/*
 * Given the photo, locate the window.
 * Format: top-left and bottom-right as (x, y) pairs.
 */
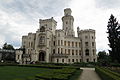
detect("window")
(85, 36), (88, 39)
(58, 48), (60, 54)
(85, 42), (88, 46)
(31, 42), (33, 47)
(23, 45), (25, 48)
(79, 42), (80, 47)
(72, 53), (74, 55)
(18, 55), (20, 59)
(75, 42), (77, 47)
(72, 42), (74, 47)
(65, 49), (67, 54)
(61, 48), (63, 54)
(58, 40), (60, 46)
(92, 42), (94, 47)
(57, 59), (59, 63)
(39, 36), (45, 44)
(80, 59), (82, 62)
(85, 49), (89, 56)
(72, 50), (74, 55)
(76, 50), (78, 55)
(64, 41), (66, 46)
(61, 40), (63, 45)
(49, 41), (51, 46)
(72, 59), (74, 62)
(53, 49), (55, 54)
(58, 33), (60, 37)
(68, 49), (70, 55)
(92, 36), (94, 39)
(76, 59), (78, 62)
(40, 26), (45, 32)
(68, 59), (70, 62)
(93, 49), (95, 55)
(29, 37), (31, 39)
(94, 59), (96, 62)
(66, 21), (68, 24)
(79, 50), (81, 55)
(29, 42), (30, 47)
(54, 41), (55, 46)
(62, 59), (64, 62)
(86, 59), (89, 62)
(68, 41), (70, 46)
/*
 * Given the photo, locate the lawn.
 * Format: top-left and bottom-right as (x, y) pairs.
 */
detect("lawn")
(0, 65), (82, 80)
(0, 66), (52, 80)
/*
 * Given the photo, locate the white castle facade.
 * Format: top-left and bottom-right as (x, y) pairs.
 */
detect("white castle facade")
(16, 8), (97, 64)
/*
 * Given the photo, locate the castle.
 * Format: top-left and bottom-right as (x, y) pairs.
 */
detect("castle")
(16, 8), (97, 64)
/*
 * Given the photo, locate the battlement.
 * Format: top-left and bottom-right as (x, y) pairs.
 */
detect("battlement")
(39, 17), (57, 24)
(22, 36), (28, 38)
(79, 29), (95, 33)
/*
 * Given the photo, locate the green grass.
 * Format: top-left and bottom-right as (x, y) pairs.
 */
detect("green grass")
(0, 65), (82, 80)
(0, 66), (52, 80)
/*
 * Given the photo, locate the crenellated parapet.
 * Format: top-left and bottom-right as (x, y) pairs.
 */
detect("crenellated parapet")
(39, 17), (57, 26)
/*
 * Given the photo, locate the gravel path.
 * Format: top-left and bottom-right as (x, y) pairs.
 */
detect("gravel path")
(78, 68), (101, 80)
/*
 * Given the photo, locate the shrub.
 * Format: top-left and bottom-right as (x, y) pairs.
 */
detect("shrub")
(35, 67), (79, 80)
(95, 67), (120, 80)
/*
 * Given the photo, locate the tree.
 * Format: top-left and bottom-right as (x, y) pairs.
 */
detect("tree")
(2, 43), (14, 50)
(98, 51), (111, 66)
(107, 14), (120, 63)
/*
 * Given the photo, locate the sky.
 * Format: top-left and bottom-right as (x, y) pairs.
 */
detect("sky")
(0, 0), (120, 53)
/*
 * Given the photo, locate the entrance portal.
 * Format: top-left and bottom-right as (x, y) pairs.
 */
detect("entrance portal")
(39, 51), (45, 61)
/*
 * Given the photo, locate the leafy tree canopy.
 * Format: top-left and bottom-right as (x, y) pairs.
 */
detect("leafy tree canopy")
(107, 14), (120, 63)
(2, 43), (15, 50)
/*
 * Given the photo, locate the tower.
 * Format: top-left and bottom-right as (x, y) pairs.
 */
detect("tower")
(35, 17), (57, 62)
(78, 29), (97, 62)
(62, 8), (75, 37)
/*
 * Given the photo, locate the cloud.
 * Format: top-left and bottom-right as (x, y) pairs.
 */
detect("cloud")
(0, 0), (71, 48)
(68, 0), (120, 53)
(95, 0), (120, 9)
(0, 0), (119, 53)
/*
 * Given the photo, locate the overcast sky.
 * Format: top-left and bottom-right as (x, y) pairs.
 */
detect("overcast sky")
(0, 0), (120, 52)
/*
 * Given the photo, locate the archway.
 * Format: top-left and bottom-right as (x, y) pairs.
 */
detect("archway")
(39, 51), (45, 61)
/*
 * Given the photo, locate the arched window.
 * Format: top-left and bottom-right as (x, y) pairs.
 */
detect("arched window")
(40, 26), (45, 32)
(39, 36), (45, 44)
(85, 49), (89, 56)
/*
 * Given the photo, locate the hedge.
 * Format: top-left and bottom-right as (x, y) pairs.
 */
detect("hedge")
(12, 65), (80, 80)
(101, 67), (120, 77)
(95, 67), (120, 80)
(35, 68), (79, 80)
